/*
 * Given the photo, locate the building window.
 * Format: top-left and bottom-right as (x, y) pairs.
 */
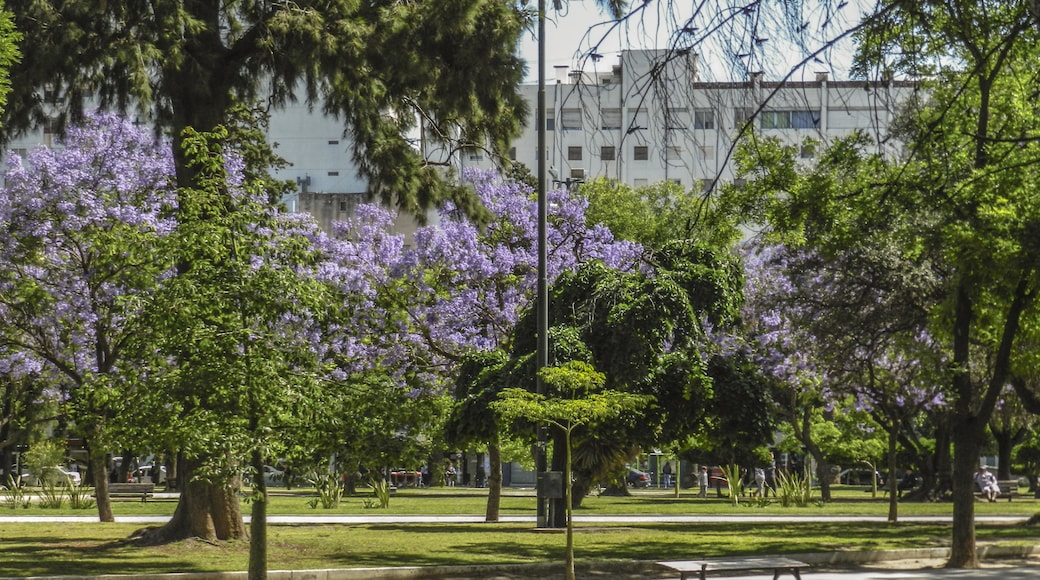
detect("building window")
(734, 107), (755, 129)
(467, 147), (484, 161)
(694, 109), (715, 130)
(568, 146), (583, 161)
(760, 111), (786, 129)
(666, 107), (689, 130)
(328, 171), (340, 176)
(628, 107), (648, 132)
(339, 201), (349, 211)
(761, 110), (819, 129)
(561, 108), (583, 130)
(698, 146), (715, 160)
(633, 145), (649, 161)
(328, 140), (340, 145)
(546, 114), (555, 131)
(601, 108), (622, 130)
(666, 145), (682, 160)
(634, 178), (648, 187)
(792, 111), (819, 129)
(601, 146), (616, 161)
(799, 144), (815, 159)
(508, 147), (517, 161)
(570, 168), (586, 179)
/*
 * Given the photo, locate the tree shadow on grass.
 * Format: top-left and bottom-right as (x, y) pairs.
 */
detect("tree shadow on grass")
(0, 531), (215, 577)
(314, 521), (963, 569)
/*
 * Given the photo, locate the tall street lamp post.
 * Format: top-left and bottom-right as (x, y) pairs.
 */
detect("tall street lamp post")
(535, 0), (550, 529)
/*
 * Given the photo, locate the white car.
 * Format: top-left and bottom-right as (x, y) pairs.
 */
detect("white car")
(22, 466), (81, 487)
(60, 467), (82, 486)
(263, 465), (286, 487)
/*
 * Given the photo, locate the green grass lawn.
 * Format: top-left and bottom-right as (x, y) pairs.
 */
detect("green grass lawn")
(0, 485), (1038, 576)
(13, 484), (1040, 517)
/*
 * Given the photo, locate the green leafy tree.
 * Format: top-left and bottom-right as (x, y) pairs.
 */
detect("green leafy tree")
(3, 1), (527, 218)
(695, 352), (776, 469)
(506, 240), (743, 515)
(134, 127), (331, 574)
(0, 372), (55, 484)
(445, 350), (510, 522)
(581, 178), (742, 251)
(740, 1), (1040, 566)
(0, 6), (18, 121)
(1012, 427), (1040, 499)
(988, 387), (1035, 482)
(492, 361), (647, 580)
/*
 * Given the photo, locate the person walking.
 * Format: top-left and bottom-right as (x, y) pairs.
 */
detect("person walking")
(753, 466), (766, 497)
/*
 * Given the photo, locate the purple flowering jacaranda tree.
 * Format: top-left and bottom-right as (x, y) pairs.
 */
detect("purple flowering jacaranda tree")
(0, 112), (177, 522)
(743, 240), (948, 518)
(320, 170), (641, 520)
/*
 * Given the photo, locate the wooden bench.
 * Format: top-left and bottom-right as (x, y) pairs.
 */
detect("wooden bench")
(658, 556), (808, 580)
(975, 479), (1021, 502)
(998, 479), (1020, 501)
(105, 482), (155, 501)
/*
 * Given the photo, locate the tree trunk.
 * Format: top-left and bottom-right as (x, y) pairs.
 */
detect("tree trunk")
(248, 450), (267, 580)
(485, 443), (502, 523)
(947, 419), (982, 568)
(991, 426), (1022, 481)
(140, 457), (246, 544)
(932, 422), (954, 499)
(805, 441), (830, 501)
(549, 431), (567, 528)
(673, 459), (681, 498)
(90, 454), (114, 523)
(887, 427), (898, 523)
(564, 429), (575, 580)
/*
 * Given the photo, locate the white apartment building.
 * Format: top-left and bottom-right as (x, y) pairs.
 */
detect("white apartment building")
(428, 49), (916, 191)
(5, 49), (915, 233)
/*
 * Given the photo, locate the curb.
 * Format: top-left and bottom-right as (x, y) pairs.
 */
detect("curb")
(7, 545), (1040, 580)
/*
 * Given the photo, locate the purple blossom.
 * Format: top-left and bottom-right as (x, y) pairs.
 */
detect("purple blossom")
(0, 113), (177, 381)
(322, 169), (643, 387)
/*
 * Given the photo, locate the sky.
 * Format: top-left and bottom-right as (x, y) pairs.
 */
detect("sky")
(517, 0), (870, 85)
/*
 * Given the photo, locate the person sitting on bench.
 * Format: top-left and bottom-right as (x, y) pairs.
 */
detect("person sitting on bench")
(974, 465), (1000, 502)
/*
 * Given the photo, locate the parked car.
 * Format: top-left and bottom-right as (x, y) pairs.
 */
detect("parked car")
(263, 465), (286, 487)
(136, 462), (166, 484)
(626, 468), (651, 488)
(838, 468), (884, 486)
(22, 466), (81, 487)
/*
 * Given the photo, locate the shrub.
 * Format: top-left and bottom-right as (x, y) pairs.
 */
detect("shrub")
(67, 480), (96, 510)
(719, 464), (744, 506)
(775, 470), (815, 507)
(1, 474), (31, 509)
(36, 482), (67, 509)
(369, 477), (391, 509)
(307, 471), (343, 509)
